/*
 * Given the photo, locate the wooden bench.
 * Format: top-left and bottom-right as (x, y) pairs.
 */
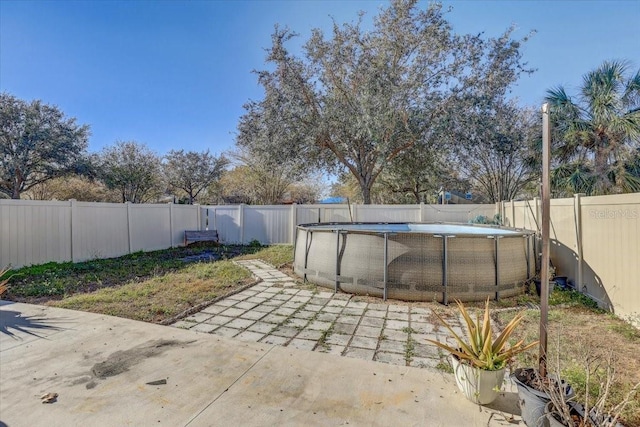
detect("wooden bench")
(184, 230), (219, 246)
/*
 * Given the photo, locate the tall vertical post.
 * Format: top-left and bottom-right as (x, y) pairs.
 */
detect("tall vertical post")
(239, 204), (245, 244)
(574, 193), (584, 291)
(169, 202), (174, 248)
(383, 232), (389, 301)
(334, 229), (341, 293)
(540, 103), (551, 378)
(290, 203), (297, 244)
(126, 201), (132, 254)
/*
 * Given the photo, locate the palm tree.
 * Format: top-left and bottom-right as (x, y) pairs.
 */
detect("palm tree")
(545, 60), (640, 195)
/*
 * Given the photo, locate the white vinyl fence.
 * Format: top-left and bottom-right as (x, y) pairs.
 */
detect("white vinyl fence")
(0, 200), (496, 268)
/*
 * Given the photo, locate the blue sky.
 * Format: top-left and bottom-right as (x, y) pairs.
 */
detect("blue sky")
(1, 0), (638, 157)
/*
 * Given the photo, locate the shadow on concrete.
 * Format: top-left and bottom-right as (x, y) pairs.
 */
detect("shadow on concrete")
(0, 303), (64, 339)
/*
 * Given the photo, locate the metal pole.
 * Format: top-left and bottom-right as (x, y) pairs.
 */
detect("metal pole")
(303, 229), (310, 282)
(383, 233), (389, 301)
(525, 235), (531, 280)
(540, 103), (552, 378)
(335, 230), (341, 293)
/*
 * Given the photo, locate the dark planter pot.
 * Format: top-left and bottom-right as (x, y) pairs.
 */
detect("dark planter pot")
(511, 368), (574, 427)
(553, 276), (569, 290)
(534, 280), (555, 297)
(545, 401), (624, 427)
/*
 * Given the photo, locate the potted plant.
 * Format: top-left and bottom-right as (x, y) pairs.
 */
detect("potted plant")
(542, 352), (639, 427)
(427, 298), (538, 405)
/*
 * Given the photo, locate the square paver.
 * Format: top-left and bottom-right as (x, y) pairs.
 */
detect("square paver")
(375, 351), (407, 365)
(336, 315), (359, 325)
(412, 342), (440, 358)
(410, 357), (440, 369)
(332, 322), (357, 335)
(287, 339), (317, 351)
(253, 305), (274, 313)
(308, 297), (330, 306)
(184, 312), (213, 323)
(410, 307), (431, 315)
(200, 305), (227, 315)
(204, 315), (234, 326)
(272, 293), (291, 301)
(247, 322), (275, 334)
(355, 325), (383, 338)
(246, 296), (267, 304)
(282, 301), (304, 310)
(290, 295), (311, 303)
(272, 307), (296, 316)
(220, 307), (246, 317)
(321, 305), (343, 314)
(172, 321), (194, 329)
(382, 329), (410, 341)
(297, 329), (324, 340)
(346, 301), (368, 309)
(260, 335), (289, 345)
(305, 304), (324, 312)
(385, 319), (410, 331)
(327, 299), (349, 307)
(234, 301), (258, 310)
(282, 288), (299, 294)
(343, 347), (375, 361)
(225, 318), (255, 330)
(316, 291), (334, 299)
(296, 290), (314, 297)
(377, 339), (405, 354)
(410, 322), (434, 334)
(360, 317), (385, 328)
(349, 336), (378, 350)
(326, 334), (352, 346)
(315, 344), (345, 355)
(368, 303), (388, 311)
(261, 314), (288, 324)
(235, 331), (266, 342)
(216, 299), (237, 307)
(271, 326), (299, 338)
(388, 305), (409, 313)
(342, 307), (365, 316)
(227, 293), (249, 301)
(307, 320), (333, 331)
(365, 310), (387, 318)
(315, 312), (338, 322)
(190, 323), (218, 333)
(212, 327), (241, 338)
(286, 317), (309, 329)
(386, 311), (409, 321)
(239, 311), (267, 321)
(292, 310), (316, 320)
(262, 299), (284, 307)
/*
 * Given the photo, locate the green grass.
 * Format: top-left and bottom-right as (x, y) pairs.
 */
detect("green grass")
(2, 244), (293, 323)
(237, 244), (294, 267)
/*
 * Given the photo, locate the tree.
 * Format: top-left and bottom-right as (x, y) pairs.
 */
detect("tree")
(25, 176), (120, 202)
(163, 150), (228, 204)
(0, 93), (90, 199)
(98, 141), (164, 203)
(448, 101), (540, 203)
(545, 60), (640, 195)
(244, 0), (532, 203)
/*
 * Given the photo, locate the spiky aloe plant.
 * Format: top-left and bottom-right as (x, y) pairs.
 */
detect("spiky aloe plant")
(427, 298), (538, 371)
(0, 266), (10, 297)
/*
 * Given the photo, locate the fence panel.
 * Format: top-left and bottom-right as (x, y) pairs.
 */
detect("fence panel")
(422, 204), (496, 223)
(355, 205), (420, 222)
(171, 205), (199, 247)
(74, 202), (129, 262)
(244, 205), (292, 244)
(206, 206), (241, 244)
(0, 199), (72, 268)
(129, 204), (171, 252)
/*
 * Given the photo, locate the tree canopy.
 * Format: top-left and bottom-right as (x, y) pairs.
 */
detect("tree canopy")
(239, 0), (533, 203)
(98, 141), (164, 203)
(0, 93), (90, 199)
(545, 60), (640, 195)
(164, 149), (228, 204)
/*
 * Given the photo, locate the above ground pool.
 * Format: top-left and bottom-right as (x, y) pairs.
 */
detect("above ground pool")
(293, 223), (536, 303)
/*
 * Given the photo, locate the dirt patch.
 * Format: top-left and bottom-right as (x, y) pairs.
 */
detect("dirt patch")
(86, 339), (195, 388)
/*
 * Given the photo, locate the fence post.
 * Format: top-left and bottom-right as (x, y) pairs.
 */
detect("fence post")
(169, 202), (174, 248)
(573, 193), (584, 292)
(70, 199), (78, 262)
(511, 200), (516, 228)
(534, 197), (540, 229)
(239, 203), (245, 244)
(126, 202), (132, 254)
(420, 202), (425, 222)
(290, 203), (297, 244)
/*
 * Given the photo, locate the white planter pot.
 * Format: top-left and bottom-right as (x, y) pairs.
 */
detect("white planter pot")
(451, 355), (505, 405)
